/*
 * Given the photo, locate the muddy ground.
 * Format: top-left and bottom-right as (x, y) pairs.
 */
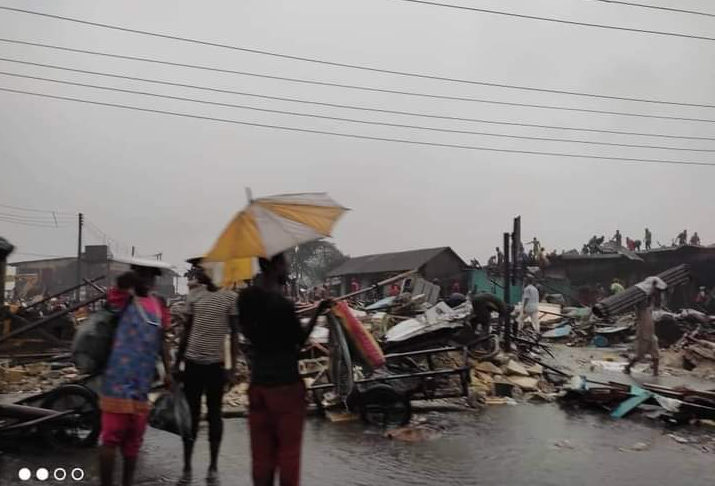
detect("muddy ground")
(1, 345), (714, 486)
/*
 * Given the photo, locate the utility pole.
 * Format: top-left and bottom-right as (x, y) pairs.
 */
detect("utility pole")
(76, 212), (83, 302)
(131, 246), (135, 257)
(502, 232), (511, 351)
(511, 216), (522, 339)
(0, 238), (15, 308)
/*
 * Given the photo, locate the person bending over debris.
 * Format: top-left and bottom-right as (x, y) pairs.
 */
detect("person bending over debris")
(175, 266), (240, 485)
(239, 253), (331, 486)
(470, 292), (506, 336)
(519, 278), (540, 334)
(624, 297), (659, 376)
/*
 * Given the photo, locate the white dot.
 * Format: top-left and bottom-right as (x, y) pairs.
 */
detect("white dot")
(18, 468), (31, 481)
(54, 468), (67, 481)
(71, 468), (85, 481)
(36, 468), (49, 481)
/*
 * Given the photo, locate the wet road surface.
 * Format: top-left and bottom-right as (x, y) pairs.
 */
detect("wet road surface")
(2, 402), (713, 486)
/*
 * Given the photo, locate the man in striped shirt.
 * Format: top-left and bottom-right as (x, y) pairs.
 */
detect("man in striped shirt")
(175, 267), (239, 485)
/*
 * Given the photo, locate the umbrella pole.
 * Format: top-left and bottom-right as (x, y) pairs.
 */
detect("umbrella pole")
(298, 269), (417, 315)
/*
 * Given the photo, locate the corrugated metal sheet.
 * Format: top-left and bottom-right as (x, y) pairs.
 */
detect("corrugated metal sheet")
(326, 247), (461, 277)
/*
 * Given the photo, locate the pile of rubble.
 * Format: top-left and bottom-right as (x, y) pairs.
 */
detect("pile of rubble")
(468, 354), (557, 407)
(665, 329), (715, 378)
(0, 360), (79, 394)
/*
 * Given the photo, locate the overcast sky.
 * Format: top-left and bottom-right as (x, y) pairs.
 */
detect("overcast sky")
(1, 0), (714, 276)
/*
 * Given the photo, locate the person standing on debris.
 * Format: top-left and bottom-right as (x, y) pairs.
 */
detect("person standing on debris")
(690, 231), (701, 246)
(519, 277), (540, 334)
(239, 254), (331, 486)
(695, 286), (708, 307)
(644, 228), (652, 250)
(495, 247), (504, 265)
(99, 265), (172, 486)
(527, 237), (541, 257)
(677, 229), (688, 246)
(613, 230), (623, 247)
(634, 239), (642, 252)
(350, 277), (360, 293)
(175, 267), (240, 485)
(610, 278), (625, 295)
(624, 295), (660, 377)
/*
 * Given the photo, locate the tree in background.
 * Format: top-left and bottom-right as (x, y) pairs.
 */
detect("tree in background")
(288, 240), (347, 289)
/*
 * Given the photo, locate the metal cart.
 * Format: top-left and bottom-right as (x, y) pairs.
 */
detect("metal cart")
(309, 313), (471, 427)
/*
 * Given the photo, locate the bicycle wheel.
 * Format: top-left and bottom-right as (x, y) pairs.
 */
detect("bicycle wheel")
(40, 384), (100, 448)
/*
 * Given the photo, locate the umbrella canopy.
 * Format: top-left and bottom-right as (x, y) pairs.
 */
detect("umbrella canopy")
(204, 192), (348, 261)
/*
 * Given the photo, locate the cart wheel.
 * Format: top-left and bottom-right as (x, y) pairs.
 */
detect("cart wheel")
(40, 384), (100, 448)
(359, 385), (412, 427)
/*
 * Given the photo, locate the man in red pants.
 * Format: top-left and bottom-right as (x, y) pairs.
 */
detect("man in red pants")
(239, 253), (330, 486)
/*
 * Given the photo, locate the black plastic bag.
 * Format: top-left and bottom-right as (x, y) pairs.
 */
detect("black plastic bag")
(149, 385), (192, 439)
(71, 309), (118, 374)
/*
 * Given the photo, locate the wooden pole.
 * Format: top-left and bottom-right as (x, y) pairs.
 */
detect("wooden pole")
(76, 212), (83, 302)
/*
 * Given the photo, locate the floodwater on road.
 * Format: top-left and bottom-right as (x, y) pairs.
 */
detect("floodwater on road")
(2, 402), (713, 486)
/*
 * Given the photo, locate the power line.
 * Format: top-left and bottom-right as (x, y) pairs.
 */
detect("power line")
(3, 57), (715, 142)
(383, 0), (715, 41)
(0, 216), (72, 228)
(585, 0), (715, 18)
(0, 202), (74, 215)
(0, 211), (74, 223)
(1, 51), (713, 125)
(3, 70), (714, 153)
(1, 7), (714, 108)
(2, 86), (713, 168)
(84, 219), (132, 255)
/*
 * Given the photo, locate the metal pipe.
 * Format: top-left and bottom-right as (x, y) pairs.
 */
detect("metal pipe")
(0, 294), (104, 344)
(24, 276), (105, 310)
(502, 232), (511, 351)
(593, 264), (690, 319)
(384, 346), (465, 360)
(309, 366), (471, 391)
(297, 269), (417, 315)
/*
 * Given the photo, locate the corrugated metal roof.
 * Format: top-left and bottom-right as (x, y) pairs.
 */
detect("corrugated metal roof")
(326, 247), (462, 276)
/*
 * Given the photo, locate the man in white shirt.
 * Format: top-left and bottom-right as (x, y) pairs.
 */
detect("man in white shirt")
(519, 278), (541, 334)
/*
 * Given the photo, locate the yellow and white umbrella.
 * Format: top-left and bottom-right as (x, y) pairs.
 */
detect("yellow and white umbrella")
(204, 192), (348, 261)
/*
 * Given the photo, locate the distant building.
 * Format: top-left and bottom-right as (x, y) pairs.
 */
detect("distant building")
(9, 245), (178, 301)
(545, 244), (715, 307)
(326, 247), (468, 297)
